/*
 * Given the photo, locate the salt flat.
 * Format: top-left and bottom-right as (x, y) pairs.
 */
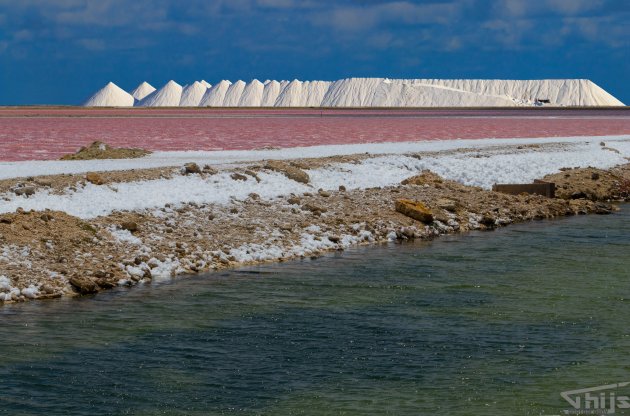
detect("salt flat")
(1, 136), (629, 218)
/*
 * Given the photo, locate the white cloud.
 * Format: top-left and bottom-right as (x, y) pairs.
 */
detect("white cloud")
(313, 1), (462, 32)
(77, 38), (106, 51)
(494, 0), (606, 17)
(546, 0), (604, 14)
(13, 29), (33, 41)
(257, 0), (295, 8)
(0, 0), (626, 57)
(560, 16), (629, 47)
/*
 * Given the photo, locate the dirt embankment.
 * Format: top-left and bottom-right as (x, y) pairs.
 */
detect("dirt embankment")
(543, 165), (630, 201)
(1, 160), (629, 304)
(60, 141), (151, 160)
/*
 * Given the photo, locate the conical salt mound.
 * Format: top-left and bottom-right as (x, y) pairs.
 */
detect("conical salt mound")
(199, 80), (232, 107)
(137, 80), (183, 107)
(223, 80), (247, 106)
(302, 80), (332, 106)
(200, 80), (212, 89)
(274, 79), (303, 107)
(239, 79), (264, 106)
(261, 80), (281, 107)
(83, 82), (134, 107)
(321, 78), (385, 107)
(179, 81), (207, 106)
(130, 82), (156, 102)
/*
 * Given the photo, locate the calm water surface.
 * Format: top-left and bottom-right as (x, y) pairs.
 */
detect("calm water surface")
(1, 207), (629, 415)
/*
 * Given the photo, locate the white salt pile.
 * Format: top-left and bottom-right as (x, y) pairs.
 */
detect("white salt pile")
(84, 78), (625, 107)
(223, 80), (247, 107)
(130, 82), (156, 102)
(261, 80), (282, 107)
(303, 80), (332, 107)
(137, 80), (183, 107)
(239, 79), (264, 107)
(179, 81), (207, 107)
(274, 80), (303, 107)
(83, 82), (134, 107)
(199, 80), (232, 107)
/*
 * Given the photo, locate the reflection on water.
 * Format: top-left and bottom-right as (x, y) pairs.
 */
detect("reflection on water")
(1, 206), (629, 415)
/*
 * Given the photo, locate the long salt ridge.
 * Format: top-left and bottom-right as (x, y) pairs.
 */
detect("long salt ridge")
(84, 78), (625, 108)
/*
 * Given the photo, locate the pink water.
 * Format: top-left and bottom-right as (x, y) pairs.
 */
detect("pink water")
(1, 108), (629, 161)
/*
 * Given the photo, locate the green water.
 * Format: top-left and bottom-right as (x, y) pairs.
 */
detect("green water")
(1, 207), (629, 415)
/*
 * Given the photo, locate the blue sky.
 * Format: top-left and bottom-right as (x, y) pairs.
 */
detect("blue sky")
(0, 0), (628, 105)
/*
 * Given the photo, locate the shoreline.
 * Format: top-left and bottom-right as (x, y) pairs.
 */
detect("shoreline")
(1, 141), (628, 303)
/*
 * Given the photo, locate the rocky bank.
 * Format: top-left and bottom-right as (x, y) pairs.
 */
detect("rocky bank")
(1, 155), (629, 304)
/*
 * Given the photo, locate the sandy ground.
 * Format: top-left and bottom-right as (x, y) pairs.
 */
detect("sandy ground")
(1, 144), (628, 303)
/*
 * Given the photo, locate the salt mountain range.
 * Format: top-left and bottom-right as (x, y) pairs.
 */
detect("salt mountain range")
(84, 78), (625, 107)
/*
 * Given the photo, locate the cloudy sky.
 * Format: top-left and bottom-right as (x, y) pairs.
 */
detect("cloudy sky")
(0, 0), (628, 104)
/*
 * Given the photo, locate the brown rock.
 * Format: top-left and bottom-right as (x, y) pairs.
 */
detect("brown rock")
(395, 199), (434, 223)
(231, 173), (248, 181)
(480, 214), (496, 227)
(287, 196), (301, 205)
(93, 270), (113, 279)
(401, 227), (416, 238)
(594, 203), (613, 215)
(401, 170), (443, 186)
(245, 170), (261, 182)
(95, 279), (116, 289)
(338, 185), (346, 192)
(14, 187), (36, 196)
(569, 200), (591, 215)
(570, 191), (588, 200)
(183, 163), (201, 175)
(318, 189), (331, 197)
(436, 198), (458, 212)
(433, 211), (451, 224)
(265, 160), (310, 184)
(35, 178), (53, 187)
(86, 172), (106, 185)
(40, 284), (55, 294)
(301, 203), (327, 213)
(202, 165), (218, 175)
(69, 276), (99, 294)
(121, 221), (138, 233)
